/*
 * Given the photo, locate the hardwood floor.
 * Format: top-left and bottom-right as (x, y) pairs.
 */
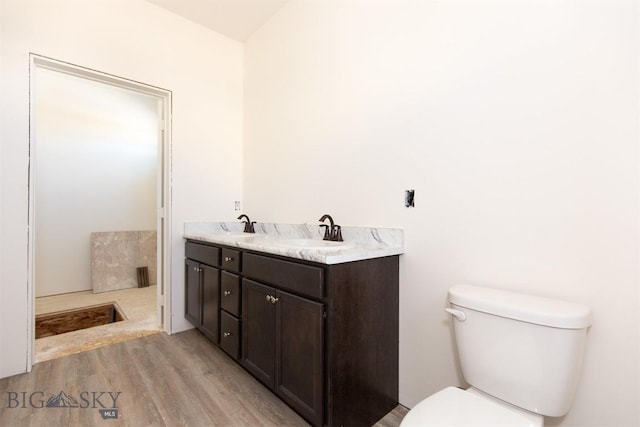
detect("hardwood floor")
(0, 330), (408, 426)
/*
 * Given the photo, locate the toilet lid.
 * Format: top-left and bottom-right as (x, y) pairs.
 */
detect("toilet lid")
(400, 387), (540, 427)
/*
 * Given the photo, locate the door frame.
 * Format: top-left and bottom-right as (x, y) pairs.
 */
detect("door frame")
(26, 54), (173, 370)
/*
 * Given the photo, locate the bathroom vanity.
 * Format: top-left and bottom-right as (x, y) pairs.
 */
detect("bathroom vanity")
(184, 222), (403, 427)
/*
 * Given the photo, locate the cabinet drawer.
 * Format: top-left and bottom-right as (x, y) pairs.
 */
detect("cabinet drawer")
(221, 271), (241, 317)
(220, 311), (240, 360)
(221, 248), (241, 273)
(243, 253), (324, 299)
(185, 242), (220, 267)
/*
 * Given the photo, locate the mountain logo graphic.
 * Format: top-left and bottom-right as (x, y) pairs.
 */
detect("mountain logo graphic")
(45, 391), (80, 408)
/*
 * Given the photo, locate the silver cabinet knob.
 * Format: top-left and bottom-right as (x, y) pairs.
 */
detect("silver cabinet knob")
(224, 290), (232, 296)
(224, 256), (234, 262)
(223, 332), (231, 338)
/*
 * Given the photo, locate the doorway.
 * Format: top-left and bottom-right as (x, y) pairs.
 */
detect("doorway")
(27, 55), (172, 368)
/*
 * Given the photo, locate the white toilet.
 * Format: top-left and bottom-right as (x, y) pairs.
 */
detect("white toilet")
(401, 285), (592, 427)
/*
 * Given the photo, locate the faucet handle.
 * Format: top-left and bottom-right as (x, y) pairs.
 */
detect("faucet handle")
(332, 225), (343, 242)
(320, 224), (331, 241)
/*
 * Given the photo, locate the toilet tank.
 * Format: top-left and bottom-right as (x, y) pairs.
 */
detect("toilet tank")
(448, 285), (592, 417)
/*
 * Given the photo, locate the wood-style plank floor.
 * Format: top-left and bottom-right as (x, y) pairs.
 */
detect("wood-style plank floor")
(0, 330), (408, 426)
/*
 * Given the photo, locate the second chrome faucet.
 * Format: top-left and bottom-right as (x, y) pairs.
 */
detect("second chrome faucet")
(319, 214), (343, 242)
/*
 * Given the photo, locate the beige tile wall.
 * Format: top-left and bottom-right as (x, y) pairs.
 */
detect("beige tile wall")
(91, 231), (157, 293)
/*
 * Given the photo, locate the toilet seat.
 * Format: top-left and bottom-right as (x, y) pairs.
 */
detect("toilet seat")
(400, 387), (542, 427)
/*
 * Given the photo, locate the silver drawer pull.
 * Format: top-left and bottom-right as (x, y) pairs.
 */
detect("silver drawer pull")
(224, 256), (234, 262)
(223, 332), (232, 338)
(265, 295), (271, 302)
(224, 290), (232, 296)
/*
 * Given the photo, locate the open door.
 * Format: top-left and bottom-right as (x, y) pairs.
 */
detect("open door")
(27, 54), (173, 370)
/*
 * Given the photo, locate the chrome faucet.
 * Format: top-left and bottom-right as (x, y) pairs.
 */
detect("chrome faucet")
(318, 214), (343, 242)
(237, 214), (255, 233)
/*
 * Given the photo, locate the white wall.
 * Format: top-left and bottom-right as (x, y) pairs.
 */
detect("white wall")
(244, 1), (639, 426)
(35, 68), (158, 297)
(0, 0), (243, 377)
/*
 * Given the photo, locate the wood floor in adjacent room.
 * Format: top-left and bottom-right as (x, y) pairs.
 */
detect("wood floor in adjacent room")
(0, 329), (408, 427)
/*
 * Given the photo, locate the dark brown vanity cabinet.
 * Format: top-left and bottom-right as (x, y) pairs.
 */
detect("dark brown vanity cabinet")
(242, 279), (324, 426)
(185, 244), (220, 343)
(185, 239), (399, 427)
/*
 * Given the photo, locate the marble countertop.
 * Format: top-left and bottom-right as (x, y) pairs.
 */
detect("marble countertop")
(184, 222), (404, 265)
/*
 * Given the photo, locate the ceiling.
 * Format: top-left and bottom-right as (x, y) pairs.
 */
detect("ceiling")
(146, 0), (289, 42)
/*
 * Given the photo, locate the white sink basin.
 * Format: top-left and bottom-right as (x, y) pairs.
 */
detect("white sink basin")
(219, 232), (262, 239)
(274, 239), (352, 250)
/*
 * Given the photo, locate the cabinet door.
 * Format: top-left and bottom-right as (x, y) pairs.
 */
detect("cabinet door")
(200, 264), (220, 343)
(242, 279), (276, 389)
(185, 259), (201, 326)
(275, 290), (324, 427)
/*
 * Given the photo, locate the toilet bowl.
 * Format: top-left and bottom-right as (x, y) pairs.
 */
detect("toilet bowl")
(401, 285), (592, 427)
